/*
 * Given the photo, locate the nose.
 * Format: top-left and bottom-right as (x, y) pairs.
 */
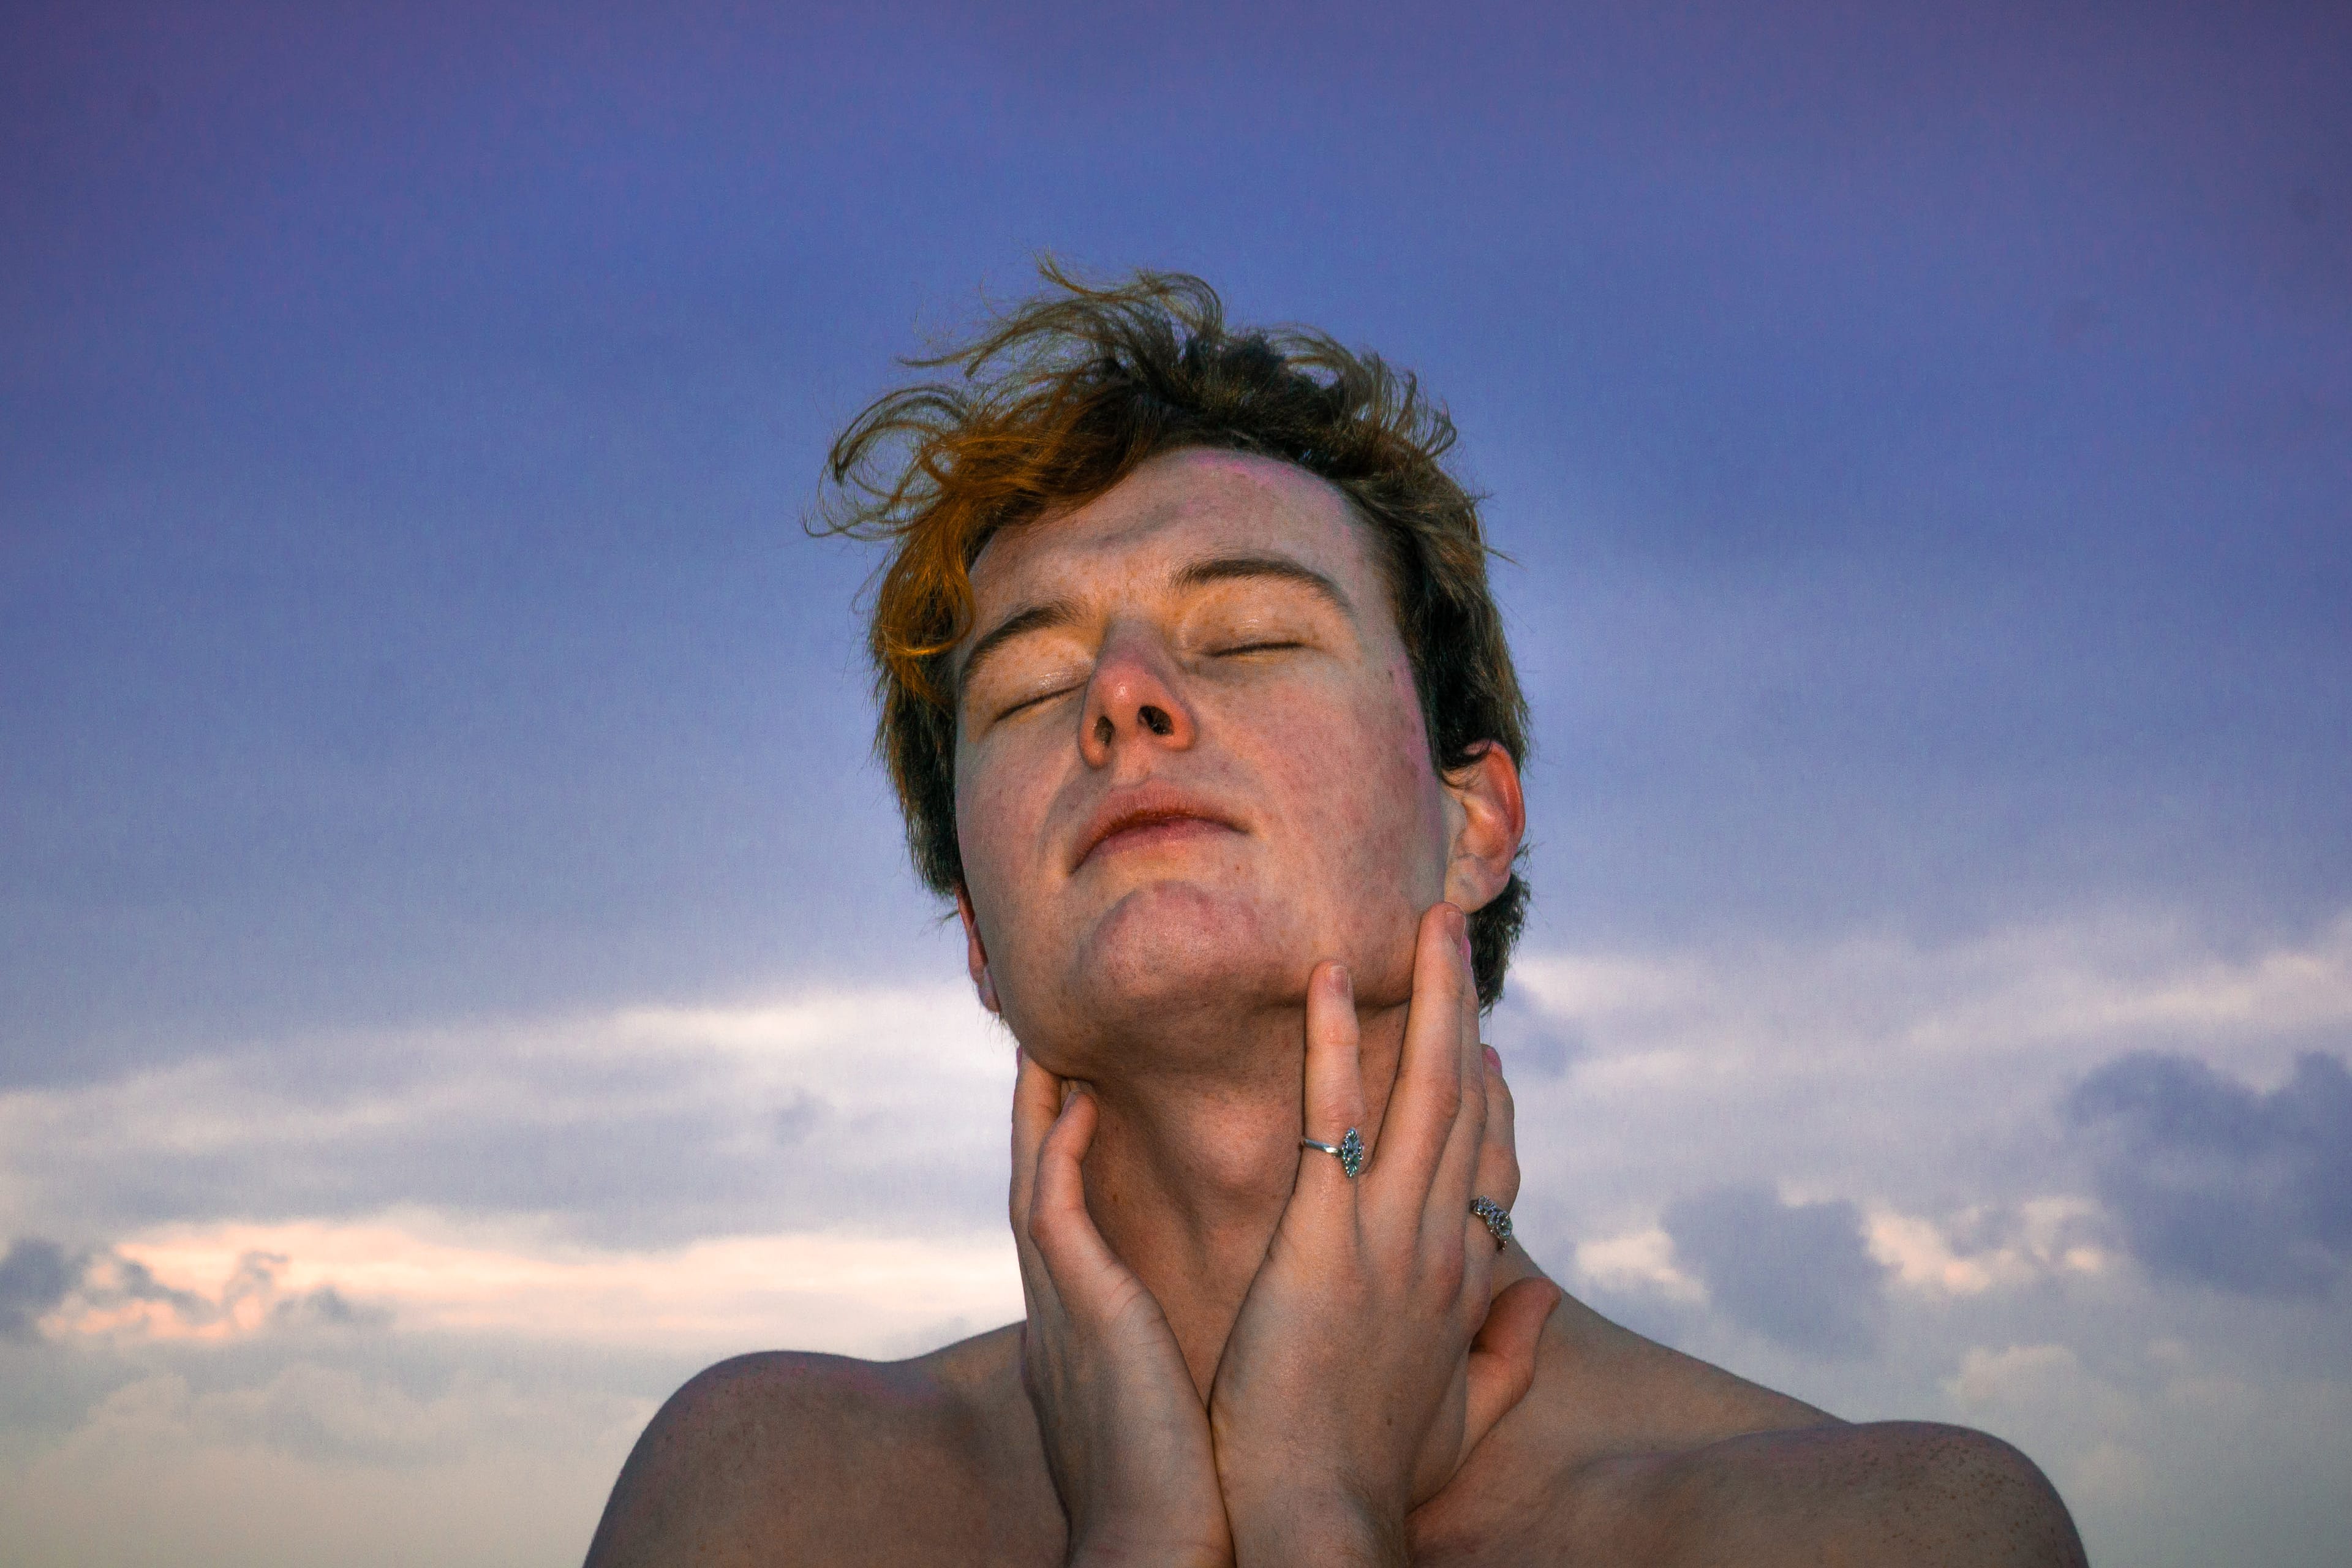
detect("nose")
(1079, 630), (1196, 766)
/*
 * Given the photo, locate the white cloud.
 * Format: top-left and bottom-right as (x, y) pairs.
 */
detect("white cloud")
(1499, 908), (2352, 1237)
(1940, 1336), (2352, 1564)
(4, 912), (2351, 1567)
(1571, 1226), (1706, 1303)
(1866, 1199), (2114, 1297)
(0, 1365), (641, 1568)
(0, 980), (1019, 1246)
(36, 1217), (1019, 1360)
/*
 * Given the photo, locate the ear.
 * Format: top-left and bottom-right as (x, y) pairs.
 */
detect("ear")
(1441, 742), (1526, 914)
(953, 883), (1001, 1014)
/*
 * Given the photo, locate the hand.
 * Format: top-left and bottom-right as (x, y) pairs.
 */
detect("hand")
(1011, 1050), (1235, 1568)
(1207, 903), (1562, 1567)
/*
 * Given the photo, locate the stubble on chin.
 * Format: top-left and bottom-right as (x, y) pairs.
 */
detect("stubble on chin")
(1006, 881), (1312, 1077)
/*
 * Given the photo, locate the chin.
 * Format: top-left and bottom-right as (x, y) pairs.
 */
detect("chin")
(1067, 879), (1306, 1027)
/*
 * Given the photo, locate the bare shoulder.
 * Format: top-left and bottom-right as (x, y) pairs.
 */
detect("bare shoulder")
(1420, 1294), (2083, 1567)
(1540, 1302), (2083, 1566)
(1582, 1419), (2087, 1567)
(583, 1324), (1057, 1568)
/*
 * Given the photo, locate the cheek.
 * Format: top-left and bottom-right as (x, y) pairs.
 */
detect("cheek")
(952, 745), (1033, 916)
(1261, 672), (1447, 889)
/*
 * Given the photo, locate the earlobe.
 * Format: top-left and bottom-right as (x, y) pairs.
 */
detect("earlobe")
(954, 884), (1002, 1015)
(1442, 742), (1527, 914)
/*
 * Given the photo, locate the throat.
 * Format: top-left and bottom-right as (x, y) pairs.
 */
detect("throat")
(1065, 1008), (1406, 1396)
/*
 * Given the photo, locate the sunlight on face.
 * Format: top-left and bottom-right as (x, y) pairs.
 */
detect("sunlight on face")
(951, 449), (1453, 1069)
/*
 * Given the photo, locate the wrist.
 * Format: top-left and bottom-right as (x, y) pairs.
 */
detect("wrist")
(1066, 1519), (1233, 1568)
(1226, 1485), (1404, 1568)
(1068, 1541), (1231, 1568)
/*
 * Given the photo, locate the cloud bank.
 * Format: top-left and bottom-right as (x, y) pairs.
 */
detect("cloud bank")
(1661, 1186), (1887, 1357)
(4, 910), (2350, 1566)
(2069, 1050), (2352, 1297)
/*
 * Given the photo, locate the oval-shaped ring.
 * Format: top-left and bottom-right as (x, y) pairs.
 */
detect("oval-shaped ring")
(1298, 1126), (1366, 1178)
(1469, 1195), (1513, 1251)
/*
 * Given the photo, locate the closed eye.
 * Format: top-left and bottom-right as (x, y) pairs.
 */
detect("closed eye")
(996, 683), (1083, 722)
(1214, 640), (1304, 656)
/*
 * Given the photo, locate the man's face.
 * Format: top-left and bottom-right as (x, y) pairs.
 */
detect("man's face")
(951, 448), (1460, 1066)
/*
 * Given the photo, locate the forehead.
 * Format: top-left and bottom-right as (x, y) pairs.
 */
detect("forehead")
(966, 448), (1381, 612)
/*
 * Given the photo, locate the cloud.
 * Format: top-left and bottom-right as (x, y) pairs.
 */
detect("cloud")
(0, 1359), (654, 1568)
(1939, 1338), (2352, 1564)
(26, 1219), (1014, 1361)
(13, 1242), (395, 1345)
(1863, 1199), (2113, 1297)
(7, 916), (2352, 1567)
(2067, 1050), (2352, 1297)
(1660, 1185), (1888, 1357)
(272, 1285), (388, 1330)
(1, 1239), (83, 1340)
(0, 982), (1016, 1250)
(59, 1363), (622, 1469)
(1482, 994), (1585, 1082)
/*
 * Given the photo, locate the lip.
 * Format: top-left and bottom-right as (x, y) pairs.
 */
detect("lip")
(1070, 785), (1244, 872)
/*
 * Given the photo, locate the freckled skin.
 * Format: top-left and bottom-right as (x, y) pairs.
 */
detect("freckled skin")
(952, 451), (1450, 1079)
(583, 450), (2089, 1568)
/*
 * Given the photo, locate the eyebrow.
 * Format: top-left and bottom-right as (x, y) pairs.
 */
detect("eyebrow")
(1170, 552), (1357, 618)
(956, 554), (1355, 705)
(957, 598), (1080, 704)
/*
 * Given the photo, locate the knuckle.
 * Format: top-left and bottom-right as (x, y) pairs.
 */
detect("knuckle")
(1430, 1246), (1466, 1298)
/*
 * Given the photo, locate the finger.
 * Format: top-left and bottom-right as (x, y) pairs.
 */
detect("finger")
(1010, 1049), (1062, 1235)
(1469, 1044), (1522, 1212)
(1297, 960), (1368, 1196)
(1458, 1277), (1562, 1455)
(1009, 1050), (1068, 1305)
(1430, 921), (1491, 1220)
(1374, 903), (1472, 1183)
(1448, 1049), (1515, 1296)
(1027, 1083), (1128, 1286)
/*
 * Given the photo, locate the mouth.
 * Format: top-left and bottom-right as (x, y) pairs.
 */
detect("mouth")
(1072, 793), (1243, 872)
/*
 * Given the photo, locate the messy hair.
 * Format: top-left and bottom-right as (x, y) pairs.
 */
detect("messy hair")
(816, 265), (1531, 1006)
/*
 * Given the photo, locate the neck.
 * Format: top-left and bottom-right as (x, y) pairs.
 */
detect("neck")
(1063, 995), (1412, 1395)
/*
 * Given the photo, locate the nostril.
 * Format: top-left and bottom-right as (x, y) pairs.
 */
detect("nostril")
(1139, 705), (1174, 737)
(1094, 714), (1115, 747)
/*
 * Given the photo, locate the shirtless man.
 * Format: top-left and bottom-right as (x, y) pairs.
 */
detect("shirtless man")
(584, 271), (2086, 1566)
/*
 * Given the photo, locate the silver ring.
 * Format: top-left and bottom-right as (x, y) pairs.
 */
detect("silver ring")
(1298, 1127), (1366, 1178)
(1470, 1196), (1513, 1251)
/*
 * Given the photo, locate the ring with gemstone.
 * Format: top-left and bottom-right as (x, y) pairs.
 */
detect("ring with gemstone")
(1298, 1127), (1366, 1178)
(1470, 1196), (1513, 1251)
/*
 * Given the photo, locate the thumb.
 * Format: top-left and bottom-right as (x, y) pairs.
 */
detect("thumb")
(1460, 1277), (1562, 1452)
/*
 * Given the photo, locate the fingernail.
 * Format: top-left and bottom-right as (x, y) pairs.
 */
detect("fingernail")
(1483, 1044), (1501, 1072)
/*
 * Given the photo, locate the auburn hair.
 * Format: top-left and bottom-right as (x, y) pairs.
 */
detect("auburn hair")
(816, 265), (1532, 1006)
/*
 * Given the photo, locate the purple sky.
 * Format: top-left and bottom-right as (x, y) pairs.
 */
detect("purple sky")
(2, 6), (2348, 1564)
(8, 1), (2345, 1074)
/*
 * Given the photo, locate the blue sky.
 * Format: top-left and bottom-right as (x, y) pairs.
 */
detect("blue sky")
(3, 4), (2348, 1564)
